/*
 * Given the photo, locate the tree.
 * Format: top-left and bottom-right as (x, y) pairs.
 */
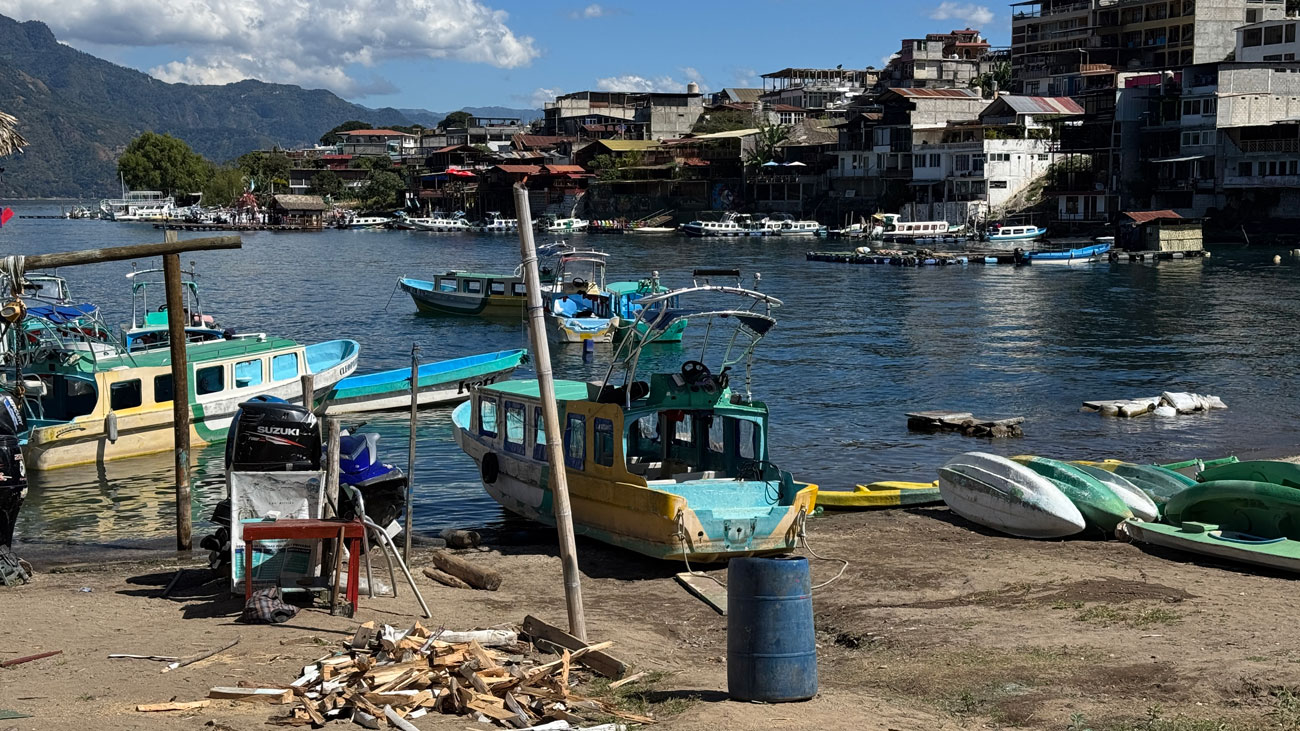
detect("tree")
(310, 169), (345, 200)
(202, 164), (245, 206)
(970, 61), (1012, 98)
(439, 110), (473, 130)
(117, 132), (211, 197)
(319, 120), (372, 145)
(236, 150), (291, 194)
(360, 170), (405, 211)
(744, 123), (791, 167)
(692, 109), (755, 134)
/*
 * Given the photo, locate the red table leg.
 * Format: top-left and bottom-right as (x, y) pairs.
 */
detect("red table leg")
(346, 536), (361, 609)
(244, 537), (254, 600)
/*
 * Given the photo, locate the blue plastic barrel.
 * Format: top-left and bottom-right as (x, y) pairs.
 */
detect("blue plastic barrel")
(727, 556), (818, 702)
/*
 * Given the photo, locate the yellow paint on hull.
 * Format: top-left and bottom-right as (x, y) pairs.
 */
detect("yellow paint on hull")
(818, 481), (941, 508)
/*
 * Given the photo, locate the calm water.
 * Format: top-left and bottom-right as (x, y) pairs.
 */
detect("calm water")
(6, 203), (1300, 547)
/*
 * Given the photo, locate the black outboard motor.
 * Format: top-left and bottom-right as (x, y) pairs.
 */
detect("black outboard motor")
(225, 397), (321, 472)
(0, 393), (28, 549)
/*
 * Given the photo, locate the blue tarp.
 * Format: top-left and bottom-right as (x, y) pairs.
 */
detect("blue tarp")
(26, 303), (97, 324)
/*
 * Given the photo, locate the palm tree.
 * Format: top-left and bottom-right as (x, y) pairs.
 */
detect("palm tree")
(0, 111), (26, 157)
(745, 123), (791, 167)
(970, 61), (1012, 98)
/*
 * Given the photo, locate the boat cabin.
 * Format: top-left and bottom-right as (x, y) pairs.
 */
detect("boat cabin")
(435, 271), (529, 300)
(550, 252), (612, 319)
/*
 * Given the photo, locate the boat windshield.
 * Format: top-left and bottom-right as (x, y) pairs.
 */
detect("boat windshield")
(623, 409), (771, 483)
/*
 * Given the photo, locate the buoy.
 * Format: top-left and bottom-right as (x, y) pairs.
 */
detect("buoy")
(1274, 255), (1283, 264)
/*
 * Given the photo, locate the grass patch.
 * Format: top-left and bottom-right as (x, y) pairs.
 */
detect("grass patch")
(583, 671), (698, 720)
(1075, 604), (1182, 628)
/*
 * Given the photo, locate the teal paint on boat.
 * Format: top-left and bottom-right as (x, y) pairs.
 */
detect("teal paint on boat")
(1110, 463), (1196, 504)
(1164, 480), (1300, 540)
(323, 349), (527, 414)
(607, 279), (689, 344)
(1117, 519), (1300, 574)
(1012, 456), (1132, 532)
(1197, 460), (1300, 489)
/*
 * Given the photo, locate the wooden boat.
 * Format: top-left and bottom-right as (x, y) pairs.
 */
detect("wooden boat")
(1118, 519), (1300, 574)
(1197, 460), (1300, 488)
(607, 276), (687, 344)
(1012, 456), (1133, 532)
(938, 452), (1086, 538)
(1023, 240), (1112, 264)
(19, 337), (359, 470)
(545, 250), (617, 343)
(817, 481), (941, 509)
(986, 224), (1046, 243)
(320, 349), (527, 415)
(398, 273), (528, 317)
(452, 282), (816, 561)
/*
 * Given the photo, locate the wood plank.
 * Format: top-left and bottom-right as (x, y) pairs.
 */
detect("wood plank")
(905, 410), (973, 421)
(522, 615), (627, 680)
(675, 572), (727, 615)
(421, 567), (472, 590)
(208, 687), (293, 704)
(135, 700), (211, 712)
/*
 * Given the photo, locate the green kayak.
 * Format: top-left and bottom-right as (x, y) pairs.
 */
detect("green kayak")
(1164, 480), (1300, 540)
(1117, 519), (1300, 574)
(1109, 463), (1196, 505)
(1197, 460), (1300, 489)
(1013, 456), (1133, 532)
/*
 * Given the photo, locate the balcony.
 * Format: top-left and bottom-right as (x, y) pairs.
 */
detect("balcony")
(1224, 174), (1300, 188)
(1237, 139), (1300, 154)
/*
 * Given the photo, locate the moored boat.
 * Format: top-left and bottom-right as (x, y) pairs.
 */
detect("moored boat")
(938, 452), (1086, 538)
(452, 281), (816, 561)
(1023, 240), (1112, 264)
(818, 481), (942, 509)
(473, 213), (519, 233)
(986, 224), (1047, 244)
(337, 215), (392, 229)
(607, 273), (687, 344)
(545, 250), (617, 343)
(398, 272), (529, 317)
(320, 349), (527, 415)
(543, 217), (589, 233)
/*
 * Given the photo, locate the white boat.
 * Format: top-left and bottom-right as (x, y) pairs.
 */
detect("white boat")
(874, 213), (966, 241)
(680, 212), (778, 237)
(1071, 464), (1159, 522)
(100, 190), (176, 222)
(474, 213), (519, 233)
(986, 224), (1047, 243)
(338, 215), (392, 229)
(404, 213), (474, 232)
(938, 452), (1086, 538)
(544, 249), (617, 343)
(544, 217), (589, 233)
(760, 214), (824, 237)
(628, 226), (676, 234)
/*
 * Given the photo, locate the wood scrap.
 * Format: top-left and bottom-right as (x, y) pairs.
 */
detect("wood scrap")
(135, 700), (211, 712)
(427, 549), (502, 590)
(439, 528), (481, 549)
(422, 566), (472, 589)
(607, 671), (648, 690)
(522, 615), (628, 679)
(161, 568), (184, 598)
(163, 636), (240, 673)
(437, 629), (518, 646)
(0, 650), (61, 668)
(109, 653), (181, 662)
(208, 687), (293, 704)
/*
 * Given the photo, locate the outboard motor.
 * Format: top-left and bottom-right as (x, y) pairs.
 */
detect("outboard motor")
(225, 396), (321, 472)
(0, 392), (28, 549)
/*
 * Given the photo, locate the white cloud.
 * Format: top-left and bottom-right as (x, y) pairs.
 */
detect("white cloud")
(0, 0), (539, 97)
(681, 66), (708, 90)
(928, 2), (994, 27)
(595, 74), (685, 93)
(526, 87), (563, 107)
(573, 3), (607, 18)
(731, 67), (758, 88)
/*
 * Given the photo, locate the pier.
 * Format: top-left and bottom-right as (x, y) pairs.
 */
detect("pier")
(152, 222), (321, 232)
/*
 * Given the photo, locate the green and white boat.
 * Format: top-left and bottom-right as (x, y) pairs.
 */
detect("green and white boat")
(320, 349), (527, 415)
(607, 274), (687, 344)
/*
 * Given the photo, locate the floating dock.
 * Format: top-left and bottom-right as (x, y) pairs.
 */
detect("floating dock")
(152, 222), (321, 232)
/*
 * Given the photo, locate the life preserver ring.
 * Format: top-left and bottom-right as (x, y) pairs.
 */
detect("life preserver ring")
(481, 453), (499, 484)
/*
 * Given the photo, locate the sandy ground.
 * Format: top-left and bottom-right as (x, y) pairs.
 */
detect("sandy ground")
(4, 506), (1300, 731)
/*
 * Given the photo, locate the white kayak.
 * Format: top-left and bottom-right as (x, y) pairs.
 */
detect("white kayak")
(938, 452), (1086, 538)
(1071, 463), (1159, 522)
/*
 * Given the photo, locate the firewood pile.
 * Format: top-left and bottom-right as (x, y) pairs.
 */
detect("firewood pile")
(236, 620), (654, 728)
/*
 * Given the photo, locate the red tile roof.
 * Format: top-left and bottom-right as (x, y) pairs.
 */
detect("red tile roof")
(542, 164), (586, 174)
(1123, 209), (1182, 223)
(493, 164), (543, 175)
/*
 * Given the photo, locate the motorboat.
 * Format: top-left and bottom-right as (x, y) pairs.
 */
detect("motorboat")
(99, 190), (176, 222)
(544, 249), (617, 343)
(398, 271), (530, 317)
(474, 213), (519, 233)
(543, 217), (589, 234)
(986, 224), (1047, 244)
(337, 215), (392, 229)
(607, 271), (687, 343)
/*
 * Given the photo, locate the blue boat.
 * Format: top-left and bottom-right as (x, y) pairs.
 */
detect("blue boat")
(607, 274), (688, 344)
(1024, 240), (1112, 264)
(987, 224), (1047, 243)
(320, 349), (527, 415)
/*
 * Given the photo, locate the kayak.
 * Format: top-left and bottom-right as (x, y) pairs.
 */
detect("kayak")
(1071, 463), (1159, 522)
(1117, 519), (1300, 574)
(1077, 461), (1196, 505)
(817, 481), (942, 509)
(938, 452), (1085, 539)
(1164, 480), (1300, 540)
(1197, 460), (1300, 489)
(1013, 456), (1133, 532)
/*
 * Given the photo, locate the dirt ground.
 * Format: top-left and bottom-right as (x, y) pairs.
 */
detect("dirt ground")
(4, 505), (1300, 731)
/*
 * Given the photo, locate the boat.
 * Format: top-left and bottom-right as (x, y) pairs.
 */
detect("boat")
(473, 213), (519, 233)
(1117, 519), (1300, 574)
(1073, 461), (1196, 505)
(543, 217), (589, 233)
(337, 215), (392, 229)
(17, 337), (359, 470)
(451, 280), (817, 561)
(1070, 463), (1159, 522)
(627, 226), (676, 234)
(398, 272), (529, 318)
(874, 213), (967, 242)
(759, 213), (825, 237)
(607, 274), (687, 344)
(817, 481), (942, 509)
(681, 212), (747, 237)
(938, 452), (1086, 538)
(1197, 460), (1300, 488)
(399, 212), (474, 233)
(986, 224), (1047, 243)
(320, 349), (528, 415)
(1023, 240), (1112, 264)
(545, 249), (617, 343)
(1011, 456), (1133, 532)
(1163, 480), (1300, 532)
(99, 190), (176, 222)
(121, 262), (230, 353)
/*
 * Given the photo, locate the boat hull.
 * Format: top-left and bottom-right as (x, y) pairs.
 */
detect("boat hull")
(818, 481), (942, 509)
(1118, 519), (1300, 574)
(549, 316), (617, 343)
(938, 452), (1086, 538)
(399, 279), (523, 317)
(322, 350), (526, 415)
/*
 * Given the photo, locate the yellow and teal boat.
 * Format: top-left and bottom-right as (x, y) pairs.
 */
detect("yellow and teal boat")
(398, 272), (529, 317)
(453, 282), (816, 561)
(818, 481), (942, 509)
(607, 276), (687, 343)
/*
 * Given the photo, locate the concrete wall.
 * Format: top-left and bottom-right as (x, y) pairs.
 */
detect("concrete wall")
(1218, 64), (1300, 127)
(1193, 0), (1274, 65)
(907, 98), (990, 127)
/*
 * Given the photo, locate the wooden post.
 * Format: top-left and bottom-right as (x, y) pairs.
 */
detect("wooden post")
(162, 236), (193, 551)
(404, 343), (418, 561)
(513, 183), (587, 641)
(300, 374), (315, 413)
(324, 418), (340, 519)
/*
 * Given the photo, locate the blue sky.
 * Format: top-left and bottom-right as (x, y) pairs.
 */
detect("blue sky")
(0, 0), (1010, 111)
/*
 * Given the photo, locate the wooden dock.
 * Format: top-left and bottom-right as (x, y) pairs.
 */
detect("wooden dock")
(152, 222), (321, 232)
(1111, 249), (1209, 262)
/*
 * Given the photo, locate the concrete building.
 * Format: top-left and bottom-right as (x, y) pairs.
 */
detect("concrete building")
(542, 90), (705, 141)
(879, 29), (994, 89)
(338, 129), (417, 157)
(1235, 17), (1300, 61)
(758, 68), (877, 113)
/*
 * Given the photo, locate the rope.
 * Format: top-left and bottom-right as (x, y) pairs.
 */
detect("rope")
(382, 280), (400, 312)
(797, 508), (849, 590)
(674, 510), (725, 588)
(1, 255), (24, 297)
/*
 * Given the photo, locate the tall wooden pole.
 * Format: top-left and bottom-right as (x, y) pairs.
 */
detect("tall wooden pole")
(513, 183), (587, 641)
(404, 342), (418, 561)
(163, 235), (193, 551)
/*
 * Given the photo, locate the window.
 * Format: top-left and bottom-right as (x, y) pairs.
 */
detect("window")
(707, 417), (725, 457)
(954, 154), (970, 172)
(1289, 23), (1297, 43)
(234, 358), (263, 388)
(913, 153), (926, 168)
(479, 398), (497, 437)
(1245, 28), (1263, 47)
(196, 365), (224, 395)
(672, 413), (693, 446)
(438, 278), (457, 292)
(533, 406), (548, 461)
(465, 280), (483, 294)
(988, 153), (1011, 162)
(989, 180), (1008, 189)
(563, 413), (585, 469)
(110, 379), (142, 410)
(512, 282), (527, 297)
(929, 153), (941, 168)
(736, 420), (758, 460)
(1291, 160), (1298, 175)
(1036, 153), (1049, 161)
(490, 282), (506, 295)
(271, 353), (299, 381)
(154, 374), (173, 404)
(503, 401), (525, 454)
(1239, 161), (1254, 176)
(1265, 24), (1284, 45)
(593, 418), (615, 467)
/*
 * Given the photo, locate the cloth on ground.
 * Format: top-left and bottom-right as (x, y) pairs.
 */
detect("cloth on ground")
(239, 587), (299, 624)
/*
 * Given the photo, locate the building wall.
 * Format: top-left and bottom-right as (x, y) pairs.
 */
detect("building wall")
(1218, 64), (1300, 127)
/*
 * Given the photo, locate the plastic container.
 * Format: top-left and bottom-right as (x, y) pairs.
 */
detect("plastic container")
(727, 555), (818, 702)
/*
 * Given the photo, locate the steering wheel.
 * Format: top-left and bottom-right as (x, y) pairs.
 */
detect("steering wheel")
(571, 277), (588, 291)
(681, 360), (711, 384)
(156, 304), (168, 312)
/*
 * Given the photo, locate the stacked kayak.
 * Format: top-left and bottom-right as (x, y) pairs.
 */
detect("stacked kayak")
(937, 453), (1086, 538)
(817, 481), (942, 509)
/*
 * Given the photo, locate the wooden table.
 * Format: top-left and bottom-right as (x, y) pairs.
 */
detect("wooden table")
(241, 519), (365, 610)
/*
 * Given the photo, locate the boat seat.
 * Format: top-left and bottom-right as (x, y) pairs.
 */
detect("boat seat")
(627, 461), (661, 476)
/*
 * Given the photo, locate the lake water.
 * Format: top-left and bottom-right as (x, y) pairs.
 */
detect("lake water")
(6, 203), (1300, 548)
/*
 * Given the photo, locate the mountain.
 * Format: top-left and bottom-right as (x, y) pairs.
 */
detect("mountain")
(0, 16), (535, 198)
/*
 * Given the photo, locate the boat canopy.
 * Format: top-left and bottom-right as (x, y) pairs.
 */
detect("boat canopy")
(26, 303), (98, 324)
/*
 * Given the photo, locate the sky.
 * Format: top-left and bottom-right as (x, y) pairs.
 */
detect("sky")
(0, 0), (1011, 112)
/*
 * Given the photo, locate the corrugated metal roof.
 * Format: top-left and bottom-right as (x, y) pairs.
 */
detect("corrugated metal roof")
(513, 134), (572, 148)
(596, 139), (661, 151)
(691, 128), (761, 139)
(1123, 209), (1182, 223)
(886, 87), (982, 99)
(542, 164), (586, 173)
(493, 165), (543, 175)
(725, 88), (763, 103)
(995, 95), (1085, 115)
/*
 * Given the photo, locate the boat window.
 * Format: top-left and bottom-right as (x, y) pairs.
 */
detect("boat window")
(736, 419), (759, 460)
(503, 401), (525, 455)
(672, 412), (693, 446)
(235, 358), (264, 388)
(534, 406), (548, 461)
(707, 416), (725, 457)
(563, 413), (585, 469)
(154, 374), (174, 404)
(271, 353), (299, 381)
(593, 418), (615, 468)
(196, 365), (224, 395)
(464, 280), (483, 294)
(490, 282), (506, 295)
(110, 379), (142, 410)
(512, 283), (527, 297)
(479, 398), (498, 437)
(438, 278), (457, 292)
(628, 413), (661, 461)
